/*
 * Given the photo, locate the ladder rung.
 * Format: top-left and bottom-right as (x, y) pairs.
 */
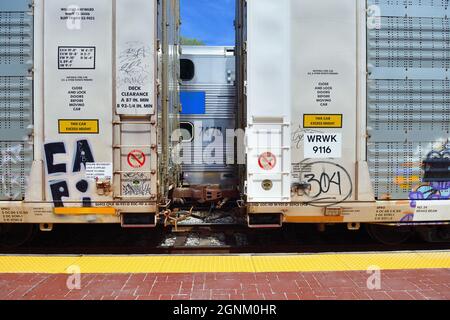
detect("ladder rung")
(114, 171), (154, 174)
(113, 121), (154, 125)
(114, 196), (156, 200)
(113, 145), (153, 149)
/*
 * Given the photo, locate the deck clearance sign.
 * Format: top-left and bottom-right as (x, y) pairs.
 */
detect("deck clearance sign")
(115, 0), (155, 115)
(304, 133), (342, 158)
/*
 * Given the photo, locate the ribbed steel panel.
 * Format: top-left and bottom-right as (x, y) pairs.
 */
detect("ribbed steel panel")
(369, 0), (448, 9)
(368, 17), (449, 70)
(367, 79), (450, 133)
(180, 84), (237, 177)
(0, 7), (33, 75)
(0, 0), (33, 200)
(367, 0), (450, 199)
(0, 76), (33, 140)
(180, 47), (238, 187)
(181, 84), (236, 119)
(367, 141), (447, 198)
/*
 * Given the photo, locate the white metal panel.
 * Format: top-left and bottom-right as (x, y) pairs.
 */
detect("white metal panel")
(290, 0), (357, 204)
(414, 200), (450, 222)
(247, 119), (291, 202)
(116, 0), (155, 115)
(246, 0), (357, 204)
(43, 0), (113, 204)
(246, 0), (291, 119)
(33, 0), (45, 202)
(246, 0), (291, 202)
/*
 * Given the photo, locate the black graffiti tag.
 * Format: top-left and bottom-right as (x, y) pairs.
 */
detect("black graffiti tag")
(44, 142), (66, 174)
(298, 161), (353, 206)
(292, 128), (323, 149)
(49, 180), (69, 208)
(304, 171), (342, 199)
(44, 140), (95, 207)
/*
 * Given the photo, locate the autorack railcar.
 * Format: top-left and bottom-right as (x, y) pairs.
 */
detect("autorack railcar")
(235, 0), (450, 243)
(0, 0), (181, 245)
(0, 0), (449, 246)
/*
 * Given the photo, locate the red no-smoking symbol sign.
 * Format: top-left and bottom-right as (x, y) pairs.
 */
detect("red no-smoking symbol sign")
(258, 152), (277, 170)
(127, 150), (146, 168)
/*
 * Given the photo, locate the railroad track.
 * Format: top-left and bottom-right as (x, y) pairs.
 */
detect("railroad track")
(1, 224), (449, 255)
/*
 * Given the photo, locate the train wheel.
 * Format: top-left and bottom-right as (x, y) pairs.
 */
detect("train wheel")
(0, 224), (36, 248)
(366, 224), (413, 245)
(416, 225), (450, 243)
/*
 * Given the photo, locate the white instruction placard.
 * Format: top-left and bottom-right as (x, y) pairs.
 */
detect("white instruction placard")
(58, 46), (96, 70)
(414, 200), (450, 221)
(86, 163), (113, 180)
(304, 133), (342, 158)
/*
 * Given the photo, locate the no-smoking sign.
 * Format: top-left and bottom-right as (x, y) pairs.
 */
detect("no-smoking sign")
(258, 152), (277, 170)
(127, 150), (146, 168)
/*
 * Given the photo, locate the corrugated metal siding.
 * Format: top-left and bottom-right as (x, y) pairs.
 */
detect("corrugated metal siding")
(0, 0), (33, 200)
(367, 0), (450, 199)
(180, 84), (237, 173)
(181, 84), (236, 119)
(180, 50), (238, 186)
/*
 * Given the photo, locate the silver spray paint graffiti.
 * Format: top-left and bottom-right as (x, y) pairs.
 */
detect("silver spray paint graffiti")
(0, 144), (30, 200)
(44, 140), (95, 207)
(122, 172), (151, 196)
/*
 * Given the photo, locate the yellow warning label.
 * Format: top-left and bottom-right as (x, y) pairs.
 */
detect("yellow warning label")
(58, 120), (99, 134)
(303, 114), (343, 128)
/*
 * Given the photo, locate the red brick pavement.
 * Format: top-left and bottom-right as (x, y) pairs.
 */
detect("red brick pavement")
(0, 269), (449, 300)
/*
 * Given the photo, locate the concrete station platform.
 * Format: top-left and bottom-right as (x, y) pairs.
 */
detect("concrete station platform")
(0, 251), (449, 300)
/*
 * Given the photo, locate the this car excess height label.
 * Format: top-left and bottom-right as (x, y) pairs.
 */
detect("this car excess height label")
(58, 119), (99, 134)
(304, 133), (342, 158)
(303, 114), (342, 128)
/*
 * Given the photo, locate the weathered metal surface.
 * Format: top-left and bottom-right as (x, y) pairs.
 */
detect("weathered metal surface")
(367, 0), (450, 199)
(0, 0), (33, 200)
(180, 46), (238, 188)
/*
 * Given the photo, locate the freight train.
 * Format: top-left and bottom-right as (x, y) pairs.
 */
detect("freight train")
(0, 0), (449, 247)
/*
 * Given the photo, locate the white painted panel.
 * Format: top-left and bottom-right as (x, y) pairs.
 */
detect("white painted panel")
(246, 0), (357, 203)
(43, 0), (113, 204)
(247, 119), (291, 202)
(246, 0), (291, 202)
(246, 0), (290, 119)
(414, 201), (450, 221)
(116, 0), (155, 115)
(289, 0), (357, 203)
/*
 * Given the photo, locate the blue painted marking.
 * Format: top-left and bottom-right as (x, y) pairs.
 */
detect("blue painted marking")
(180, 91), (206, 115)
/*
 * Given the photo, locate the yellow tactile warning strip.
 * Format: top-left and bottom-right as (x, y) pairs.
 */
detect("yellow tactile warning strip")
(0, 251), (449, 274)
